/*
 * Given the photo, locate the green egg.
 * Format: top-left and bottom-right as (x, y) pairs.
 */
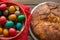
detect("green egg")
(17, 15), (25, 21)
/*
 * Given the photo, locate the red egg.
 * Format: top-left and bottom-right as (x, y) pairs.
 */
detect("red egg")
(0, 16), (7, 25)
(9, 28), (17, 36)
(0, 4), (7, 10)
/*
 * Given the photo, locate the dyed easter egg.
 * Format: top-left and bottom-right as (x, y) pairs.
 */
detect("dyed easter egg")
(8, 14), (17, 21)
(0, 4), (7, 10)
(3, 10), (8, 16)
(15, 11), (20, 16)
(0, 27), (3, 34)
(17, 15), (25, 21)
(5, 21), (14, 28)
(15, 6), (19, 11)
(9, 28), (17, 36)
(9, 6), (15, 13)
(16, 23), (22, 30)
(3, 29), (9, 36)
(0, 16), (7, 25)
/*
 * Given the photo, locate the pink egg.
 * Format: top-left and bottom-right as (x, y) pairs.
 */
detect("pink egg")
(0, 16), (7, 25)
(0, 4), (7, 10)
(9, 28), (17, 36)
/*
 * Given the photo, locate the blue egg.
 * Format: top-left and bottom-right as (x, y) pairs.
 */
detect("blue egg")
(16, 22), (23, 30)
(5, 21), (14, 28)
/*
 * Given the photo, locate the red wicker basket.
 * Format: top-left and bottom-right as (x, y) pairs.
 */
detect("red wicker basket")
(0, 0), (31, 40)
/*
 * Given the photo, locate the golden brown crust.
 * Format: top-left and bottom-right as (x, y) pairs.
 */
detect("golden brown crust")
(31, 2), (60, 40)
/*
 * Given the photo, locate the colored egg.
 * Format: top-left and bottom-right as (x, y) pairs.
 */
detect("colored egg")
(9, 6), (15, 13)
(17, 15), (25, 21)
(0, 11), (2, 16)
(3, 29), (9, 36)
(15, 11), (20, 16)
(3, 10), (8, 16)
(15, 6), (19, 11)
(0, 27), (3, 34)
(0, 16), (7, 25)
(0, 4), (7, 10)
(5, 21), (14, 28)
(16, 23), (23, 30)
(8, 14), (17, 21)
(9, 28), (17, 36)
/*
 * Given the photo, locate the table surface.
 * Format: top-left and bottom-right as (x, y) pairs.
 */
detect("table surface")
(12, 0), (59, 40)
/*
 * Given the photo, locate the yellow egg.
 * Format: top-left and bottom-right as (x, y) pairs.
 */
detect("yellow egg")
(9, 6), (15, 13)
(0, 27), (3, 34)
(8, 14), (17, 21)
(3, 29), (9, 36)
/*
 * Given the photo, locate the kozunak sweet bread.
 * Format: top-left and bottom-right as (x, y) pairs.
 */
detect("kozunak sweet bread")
(31, 2), (60, 40)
